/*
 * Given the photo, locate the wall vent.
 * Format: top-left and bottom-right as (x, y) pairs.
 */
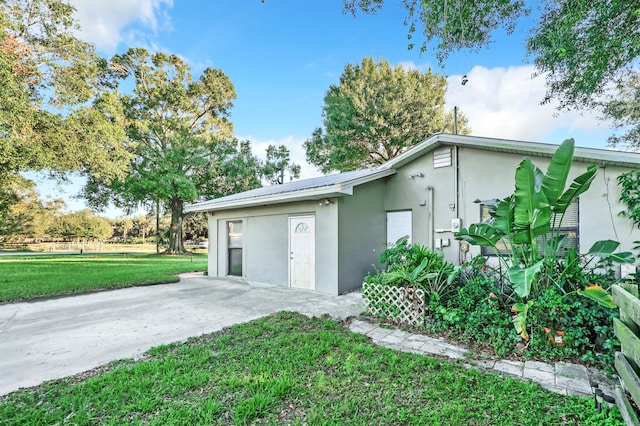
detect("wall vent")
(433, 148), (452, 168)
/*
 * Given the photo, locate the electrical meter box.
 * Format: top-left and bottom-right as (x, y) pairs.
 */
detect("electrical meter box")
(451, 218), (462, 232)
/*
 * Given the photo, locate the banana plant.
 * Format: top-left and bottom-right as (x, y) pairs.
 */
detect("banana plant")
(455, 139), (630, 339)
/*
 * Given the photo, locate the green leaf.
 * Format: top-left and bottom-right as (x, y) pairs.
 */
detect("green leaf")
(554, 165), (597, 214)
(586, 240), (635, 263)
(607, 252), (636, 264)
(511, 300), (533, 340)
(411, 257), (430, 279)
(508, 261), (543, 298)
(492, 196), (514, 235)
(587, 240), (620, 256)
(454, 223), (504, 248)
(577, 285), (616, 309)
(542, 139), (574, 206)
(513, 158), (550, 240)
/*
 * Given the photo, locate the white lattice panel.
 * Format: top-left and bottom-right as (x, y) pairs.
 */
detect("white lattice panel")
(362, 282), (426, 327)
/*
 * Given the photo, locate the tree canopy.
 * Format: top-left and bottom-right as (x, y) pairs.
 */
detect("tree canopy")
(85, 48), (299, 254)
(344, 1), (640, 111)
(304, 57), (469, 173)
(602, 71), (640, 150)
(0, 0), (130, 183)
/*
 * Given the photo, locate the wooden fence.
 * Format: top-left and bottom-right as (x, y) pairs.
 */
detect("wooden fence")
(612, 284), (640, 425)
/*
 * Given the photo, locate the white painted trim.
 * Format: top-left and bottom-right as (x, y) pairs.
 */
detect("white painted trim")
(384, 133), (640, 170)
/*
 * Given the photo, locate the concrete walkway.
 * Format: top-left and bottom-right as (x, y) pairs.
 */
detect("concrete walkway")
(348, 319), (617, 398)
(0, 274), (361, 396)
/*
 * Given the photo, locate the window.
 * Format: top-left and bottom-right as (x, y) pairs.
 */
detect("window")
(227, 221), (243, 276)
(479, 200), (579, 256)
(386, 211), (412, 245)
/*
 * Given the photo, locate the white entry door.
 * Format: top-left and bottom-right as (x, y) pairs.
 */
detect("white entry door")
(289, 216), (315, 290)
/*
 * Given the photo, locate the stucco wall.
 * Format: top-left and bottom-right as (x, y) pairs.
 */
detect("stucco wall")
(206, 200), (341, 294)
(456, 147), (640, 262)
(383, 147), (458, 261)
(381, 144), (639, 265)
(337, 179), (387, 293)
(203, 142), (639, 293)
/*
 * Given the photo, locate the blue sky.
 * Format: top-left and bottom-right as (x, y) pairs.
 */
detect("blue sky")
(32, 0), (616, 217)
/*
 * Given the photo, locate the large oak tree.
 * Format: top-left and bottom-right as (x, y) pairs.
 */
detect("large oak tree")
(304, 57), (469, 173)
(344, 1), (640, 111)
(345, 1), (640, 112)
(85, 48), (298, 254)
(0, 0), (130, 186)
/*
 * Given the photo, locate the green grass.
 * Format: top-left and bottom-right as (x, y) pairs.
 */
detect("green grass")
(0, 312), (623, 425)
(0, 253), (207, 302)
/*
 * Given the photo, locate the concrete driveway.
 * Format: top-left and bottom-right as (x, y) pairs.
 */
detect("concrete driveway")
(0, 274), (362, 396)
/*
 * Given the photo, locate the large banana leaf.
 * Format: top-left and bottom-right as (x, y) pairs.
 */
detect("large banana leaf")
(492, 196), (515, 235)
(577, 285), (617, 309)
(542, 138), (574, 206)
(587, 240), (635, 263)
(513, 159), (550, 240)
(508, 261), (543, 298)
(514, 158), (537, 226)
(554, 165), (597, 214)
(587, 239), (620, 256)
(455, 223), (504, 248)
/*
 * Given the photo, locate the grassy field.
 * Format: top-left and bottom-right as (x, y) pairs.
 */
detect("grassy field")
(0, 253), (208, 302)
(0, 312), (620, 425)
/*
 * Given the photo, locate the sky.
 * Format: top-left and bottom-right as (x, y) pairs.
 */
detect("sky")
(32, 0), (617, 217)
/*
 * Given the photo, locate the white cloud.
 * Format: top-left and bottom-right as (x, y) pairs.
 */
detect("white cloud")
(240, 135), (324, 180)
(68, 0), (173, 52)
(397, 60), (433, 73)
(444, 65), (611, 145)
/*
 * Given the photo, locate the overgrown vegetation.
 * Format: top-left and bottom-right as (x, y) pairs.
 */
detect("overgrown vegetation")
(0, 253), (207, 302)
(364, 140), (636, 369)
(366, 239), (623, 368)
(0, 312), (620, 425)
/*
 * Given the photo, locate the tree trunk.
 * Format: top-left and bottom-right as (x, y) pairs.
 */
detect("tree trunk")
(168, 197), (185, 254)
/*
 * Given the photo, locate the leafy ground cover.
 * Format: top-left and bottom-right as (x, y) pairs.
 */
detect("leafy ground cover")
(0, 312), (621, 425)
(0, 253), (207, 302)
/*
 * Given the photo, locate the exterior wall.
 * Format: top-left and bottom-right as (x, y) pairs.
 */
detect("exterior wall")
(337, 179), (387, 294)
(206, 200), (341, 295)
(456, 147), (640, 263)
(203, 143), (639, 293)
(382, 145), (639, 265)
(383, 147), (458, 260)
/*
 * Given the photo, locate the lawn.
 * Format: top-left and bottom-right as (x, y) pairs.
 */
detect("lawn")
(0, 253), (208, 302)
(0, 312), (622, 425)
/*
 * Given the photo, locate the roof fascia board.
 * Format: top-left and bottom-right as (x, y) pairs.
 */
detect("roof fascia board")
(383, 133), (640, 169)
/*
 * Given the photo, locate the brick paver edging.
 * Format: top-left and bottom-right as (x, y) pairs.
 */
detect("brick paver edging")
(348, 319), (617, 398)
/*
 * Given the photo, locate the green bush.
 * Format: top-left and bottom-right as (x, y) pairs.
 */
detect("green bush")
(370, 237), (459, 303)
(364, 236), (620, 369)
(429, 272), (518, 357)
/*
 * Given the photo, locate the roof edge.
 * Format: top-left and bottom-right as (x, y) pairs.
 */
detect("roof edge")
(185, 168), (396, 213)
(383, 133), (640, 169)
